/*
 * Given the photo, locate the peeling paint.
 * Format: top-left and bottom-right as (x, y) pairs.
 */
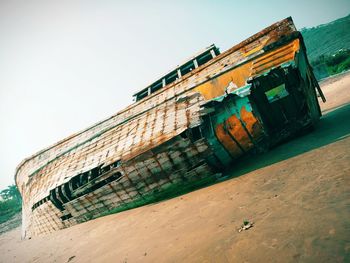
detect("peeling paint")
(15, 17), (323, 239)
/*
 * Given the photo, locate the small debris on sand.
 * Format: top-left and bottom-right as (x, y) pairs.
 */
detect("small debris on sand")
(67, 255), (76, 262)
(238, 220), (254, 232)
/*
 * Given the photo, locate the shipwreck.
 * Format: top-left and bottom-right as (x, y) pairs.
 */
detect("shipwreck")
(15, 17), (325, 238)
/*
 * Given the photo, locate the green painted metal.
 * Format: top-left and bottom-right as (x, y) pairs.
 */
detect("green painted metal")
(200, 93), (255, 167)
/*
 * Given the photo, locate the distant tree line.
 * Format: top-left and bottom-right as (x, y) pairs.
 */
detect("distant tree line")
(0, 185), (22, 224)
(311, 49), (350, 79)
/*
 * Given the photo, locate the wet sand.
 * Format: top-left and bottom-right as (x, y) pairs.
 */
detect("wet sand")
(1, 73), (349, 263)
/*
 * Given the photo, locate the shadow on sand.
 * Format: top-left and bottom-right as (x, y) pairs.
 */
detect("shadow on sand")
(225, 103), (350, 178)
(102, 103), (350, 217)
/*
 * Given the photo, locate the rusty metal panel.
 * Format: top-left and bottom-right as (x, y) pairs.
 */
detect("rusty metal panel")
(194, 38), (301, 100)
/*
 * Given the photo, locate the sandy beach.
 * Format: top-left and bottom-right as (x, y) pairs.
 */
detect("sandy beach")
(1, 72), (349, 263)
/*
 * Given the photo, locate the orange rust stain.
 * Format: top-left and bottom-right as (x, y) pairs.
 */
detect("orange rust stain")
(252, 39), (300, 75)
(240, 106), (264, 139)
(253, 39), (299, 65)
(195, 62), (253, 100)
(225, 115), (252, 151)
(242, 36), (269, 57)
(253, 54), (295, 75)
(194, 39), (300, 101)
(215, 124), (242, 158)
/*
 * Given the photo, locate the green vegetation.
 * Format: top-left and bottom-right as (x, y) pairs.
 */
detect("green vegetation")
(311, 49), (350, 79)
(301, 14), (350, 61)
(0, 185), (22, 224)
(301, 14), (350, 79)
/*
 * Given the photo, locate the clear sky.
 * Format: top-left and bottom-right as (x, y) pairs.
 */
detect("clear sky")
(0, 0), (349, 190)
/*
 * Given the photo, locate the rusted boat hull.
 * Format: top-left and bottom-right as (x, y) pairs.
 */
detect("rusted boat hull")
(200, 54), (321, 166)
(15, 17), (323, 238)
